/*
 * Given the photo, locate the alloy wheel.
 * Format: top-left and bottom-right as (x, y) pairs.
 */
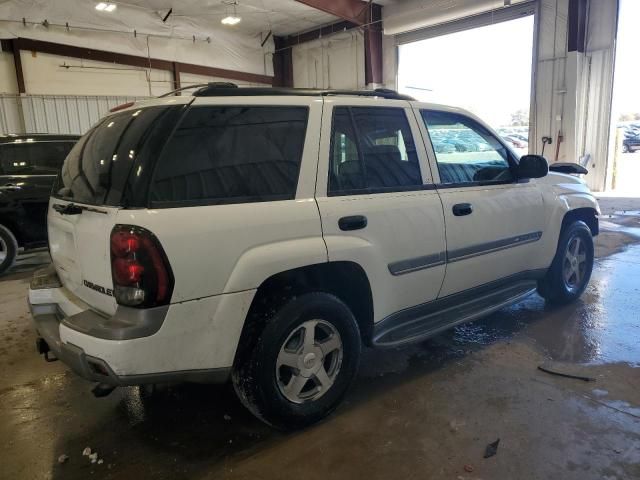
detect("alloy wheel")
(275, 319), (343, 404)
(562, 235), (588, 293)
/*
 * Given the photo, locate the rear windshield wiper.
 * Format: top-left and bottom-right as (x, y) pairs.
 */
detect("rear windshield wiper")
(52, 203), (109, 215)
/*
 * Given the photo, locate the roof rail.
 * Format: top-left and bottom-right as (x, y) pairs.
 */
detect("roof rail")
(190, 83), (415, 101)
(157, 83), (237, 98)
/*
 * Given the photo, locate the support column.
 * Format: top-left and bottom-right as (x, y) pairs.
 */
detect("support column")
(172, 62), (181, 95)
(10, 39), (25, 93)
(273, 36), (293, 87)
(364, 3), (383, 87)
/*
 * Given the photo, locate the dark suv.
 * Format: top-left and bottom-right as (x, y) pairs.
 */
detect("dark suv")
(0, 134), (79, 274)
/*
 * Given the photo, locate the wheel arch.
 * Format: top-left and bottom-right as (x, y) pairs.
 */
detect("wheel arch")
(233, 261), (374, 367)
(0, 217), (22, 246)
(561, 207), (599, 236)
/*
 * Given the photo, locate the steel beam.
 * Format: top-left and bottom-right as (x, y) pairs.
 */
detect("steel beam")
(294, 0), (369, 25)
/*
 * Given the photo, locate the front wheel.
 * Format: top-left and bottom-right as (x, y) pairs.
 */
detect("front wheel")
(0, 225), (19, 275)
(232, 292), (361, 430)
(537, 220), (594, 304)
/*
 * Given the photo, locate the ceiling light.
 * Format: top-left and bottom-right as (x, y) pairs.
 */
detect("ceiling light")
(221, 15), (241, 25)
(95, 2), (117, 12)
(221, 1), (241, 25)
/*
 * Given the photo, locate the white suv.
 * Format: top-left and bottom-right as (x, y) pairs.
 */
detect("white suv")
(29, 85), (599, 429)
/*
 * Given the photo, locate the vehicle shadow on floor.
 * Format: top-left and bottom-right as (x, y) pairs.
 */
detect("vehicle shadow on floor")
(47, 290), (586, 480)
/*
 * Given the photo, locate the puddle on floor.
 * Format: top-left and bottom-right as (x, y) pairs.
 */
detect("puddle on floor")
(441, 245), (640, 367)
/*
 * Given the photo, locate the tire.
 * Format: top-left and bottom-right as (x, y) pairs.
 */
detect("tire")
(232, 292), (361, 430)
(0, 224), (19, 275)
(622, 144), (629, 154)
(537, 220), (594, 305)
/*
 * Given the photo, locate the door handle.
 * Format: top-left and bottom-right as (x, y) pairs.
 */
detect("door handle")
(452, 203), (473, 216)
(339, 215), (367, 231)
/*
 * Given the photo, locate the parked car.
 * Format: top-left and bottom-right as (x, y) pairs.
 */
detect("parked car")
(0, 134), (79, 274)
(622, 132), (640, 153)
(502, 135), (528, 150)
(29, 86), (599, 429)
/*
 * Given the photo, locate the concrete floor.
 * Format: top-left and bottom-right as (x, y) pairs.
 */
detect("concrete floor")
(1, 202), (640, 480)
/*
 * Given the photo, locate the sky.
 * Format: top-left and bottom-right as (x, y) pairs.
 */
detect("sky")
(397, 16), (534, 128)
(612, 0), (640, 118)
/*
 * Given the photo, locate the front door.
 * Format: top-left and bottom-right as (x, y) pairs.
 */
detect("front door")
(415, 107), (546, 297)
(315, 98), (447, 323)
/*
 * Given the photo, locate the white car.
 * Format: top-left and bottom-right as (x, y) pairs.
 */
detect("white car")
(29, 85), (599, 429)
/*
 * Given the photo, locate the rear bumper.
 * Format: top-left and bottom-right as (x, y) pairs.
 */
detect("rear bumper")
(30, 304), (230, 386)
(29, 266), (253, 386)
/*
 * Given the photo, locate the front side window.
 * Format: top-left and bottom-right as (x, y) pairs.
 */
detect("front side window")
(0, 141), (74, 176)
(329, 107), (422, 194)
(421, 110), (513, 185)
(150, 106), (309, 206)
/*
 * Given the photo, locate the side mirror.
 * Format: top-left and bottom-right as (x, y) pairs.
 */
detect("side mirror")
(516, 154), (548, 179)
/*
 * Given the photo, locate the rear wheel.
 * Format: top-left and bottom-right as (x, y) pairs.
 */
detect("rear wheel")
(232, 292), (361, 430)
(0, 225), (18, 275)
(537, 220), (594, 304)
(622, 144), (629, 153)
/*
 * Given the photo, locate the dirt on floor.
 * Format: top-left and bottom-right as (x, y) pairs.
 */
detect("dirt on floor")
(0, 206), (639, 480)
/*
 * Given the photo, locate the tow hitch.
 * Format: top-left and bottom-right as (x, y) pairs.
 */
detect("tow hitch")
(35, 338), (58, 362)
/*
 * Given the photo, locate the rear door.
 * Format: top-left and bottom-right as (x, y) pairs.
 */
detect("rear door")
(49, 101), (188, 315)
(316, 97), (447, 323)
(415, 106), (546, 297)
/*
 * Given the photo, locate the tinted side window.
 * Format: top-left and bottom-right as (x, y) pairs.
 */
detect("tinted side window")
(421, 110), (513, 185)
(150, 106), (308, 206)
(329, 107), (421, 195)
(0, 142), (75, 175)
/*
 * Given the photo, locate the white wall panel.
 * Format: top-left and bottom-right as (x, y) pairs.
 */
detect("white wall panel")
(19, 52), (172, 97)
(292, 31), (364, 89)
(0, 94), (146, 135)
(0, 51), (18, 94)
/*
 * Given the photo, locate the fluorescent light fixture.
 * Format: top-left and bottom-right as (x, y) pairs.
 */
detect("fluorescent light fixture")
(221, 1), (241, 25)
(221, 15), (241, 25)
(95, 2), (117, 12)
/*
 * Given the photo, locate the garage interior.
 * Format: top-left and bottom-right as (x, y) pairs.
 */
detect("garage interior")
(1, 1), (639, 479)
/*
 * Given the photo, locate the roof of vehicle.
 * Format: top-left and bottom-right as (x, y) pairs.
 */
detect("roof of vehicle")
(0, 133), (80, 144)
(159, 82), (416, 101)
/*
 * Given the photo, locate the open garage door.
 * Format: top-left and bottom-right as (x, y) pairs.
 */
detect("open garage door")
(396, 2), (536, 154)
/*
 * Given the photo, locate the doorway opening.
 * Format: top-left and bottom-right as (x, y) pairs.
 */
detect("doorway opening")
(397, 14), (535, 156)
(608, 0), (640, 197)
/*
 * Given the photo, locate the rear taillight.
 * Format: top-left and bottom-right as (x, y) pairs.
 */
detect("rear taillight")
(110, 225), (174, 308)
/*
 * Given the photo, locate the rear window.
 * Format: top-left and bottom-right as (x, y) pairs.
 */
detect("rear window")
(54, 106), (180, 206)
(0, 141), (75, 175)
(150, 106), (309, 207)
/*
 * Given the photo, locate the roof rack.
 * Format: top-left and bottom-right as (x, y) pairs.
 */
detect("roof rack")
(157, 83), (237, 98)
(191, 83), (415, 100)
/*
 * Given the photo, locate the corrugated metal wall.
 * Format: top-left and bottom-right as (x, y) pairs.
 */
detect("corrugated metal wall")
(0, 94), (147, 135)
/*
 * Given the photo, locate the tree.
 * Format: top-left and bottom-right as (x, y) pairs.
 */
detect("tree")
(510, 109), (529, 126)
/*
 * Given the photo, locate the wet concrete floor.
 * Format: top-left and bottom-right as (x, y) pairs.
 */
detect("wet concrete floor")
(1, 205), (639, 480)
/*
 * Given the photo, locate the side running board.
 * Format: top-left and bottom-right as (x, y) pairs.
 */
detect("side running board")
(372, 278), (539, 348)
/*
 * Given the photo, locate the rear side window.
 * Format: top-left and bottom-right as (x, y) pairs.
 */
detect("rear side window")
(55, 106), (180, 206)
(150, 106), (308, 206)
(329, 107), (421, 195)
(0, 142), (74, 175)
